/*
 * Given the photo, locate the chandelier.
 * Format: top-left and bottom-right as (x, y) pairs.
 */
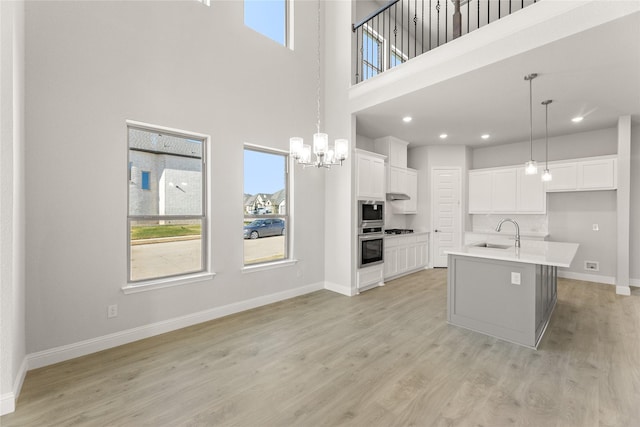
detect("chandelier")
(289, 0), (349, 168)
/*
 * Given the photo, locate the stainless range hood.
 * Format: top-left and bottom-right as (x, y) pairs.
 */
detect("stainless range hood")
(386, 193), (410, 201)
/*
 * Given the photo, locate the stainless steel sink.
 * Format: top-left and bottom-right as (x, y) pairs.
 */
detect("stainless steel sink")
(471, 242), (512, 249)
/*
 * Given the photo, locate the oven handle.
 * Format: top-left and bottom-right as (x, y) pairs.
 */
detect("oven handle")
(358, 233), (384, 241)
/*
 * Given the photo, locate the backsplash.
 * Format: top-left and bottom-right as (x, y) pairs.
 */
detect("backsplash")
(471, 214), (548, 235)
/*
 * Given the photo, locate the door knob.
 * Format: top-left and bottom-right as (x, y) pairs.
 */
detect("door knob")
(434, 229), (440, 233)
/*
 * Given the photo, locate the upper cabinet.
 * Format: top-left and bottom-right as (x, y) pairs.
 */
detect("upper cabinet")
(468, 155), (617, 215)
(356, 149), (386, 200)
(374, 136), (408, 168)
(468, 167), (545, 214)
(546, 157), (617, 192)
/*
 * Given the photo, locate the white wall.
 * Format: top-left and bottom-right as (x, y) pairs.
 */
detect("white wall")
(472, 127), (618, 169)
(24, 1), (327, 354)
(631, 124), (640, 283)
(1, 0), (26, 414)
(324, 0), (355, 296)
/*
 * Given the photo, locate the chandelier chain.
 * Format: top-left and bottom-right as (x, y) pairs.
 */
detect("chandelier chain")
(316, 0), (321, 134)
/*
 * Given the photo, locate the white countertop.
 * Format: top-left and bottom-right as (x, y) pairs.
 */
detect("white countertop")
(384, 231), (430, 238)
(445, 240), (579, 268)
(466, 230), (549, 239)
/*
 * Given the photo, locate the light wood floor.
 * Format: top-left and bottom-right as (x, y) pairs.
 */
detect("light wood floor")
(3, 269), (639, 426)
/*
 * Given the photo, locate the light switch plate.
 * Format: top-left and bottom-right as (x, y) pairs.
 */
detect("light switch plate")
(511, 272), (521, 285)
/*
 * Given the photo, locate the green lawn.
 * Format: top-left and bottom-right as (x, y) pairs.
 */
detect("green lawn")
(131, 224), (201, 240)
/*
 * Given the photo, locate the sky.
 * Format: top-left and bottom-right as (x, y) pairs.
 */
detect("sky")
(244, 0), (286, 45)
(244, 149), (286, 196)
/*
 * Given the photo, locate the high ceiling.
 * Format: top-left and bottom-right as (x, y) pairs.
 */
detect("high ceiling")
(354, 11), (640, 148)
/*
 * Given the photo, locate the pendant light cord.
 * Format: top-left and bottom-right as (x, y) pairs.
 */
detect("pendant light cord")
(529, 76), (533, 161)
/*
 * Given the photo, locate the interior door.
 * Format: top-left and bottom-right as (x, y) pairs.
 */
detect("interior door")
(432, 168), (462, 267)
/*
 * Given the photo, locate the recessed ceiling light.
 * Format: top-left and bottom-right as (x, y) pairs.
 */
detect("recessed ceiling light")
(571, 116), (584, 123)
(439, 133), (448, 139)
(481, 134), (490, 140)
(402, 116), (412, 123)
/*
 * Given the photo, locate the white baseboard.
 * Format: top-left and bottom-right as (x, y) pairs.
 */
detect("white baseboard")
(557, 271), (616, 285)
(0, 356), (28, 415)
(324, 281), (355, 296)
(630, 278), (640, 288)
(27, 282), (324, 371)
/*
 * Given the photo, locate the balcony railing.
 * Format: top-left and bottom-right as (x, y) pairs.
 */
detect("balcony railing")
(353, 0), (539, 83)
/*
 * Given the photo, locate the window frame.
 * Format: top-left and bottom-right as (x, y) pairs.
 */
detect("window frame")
(125, 121), (212, 290)
(362, 24), (384, 80)
(242, 144), (291, 268)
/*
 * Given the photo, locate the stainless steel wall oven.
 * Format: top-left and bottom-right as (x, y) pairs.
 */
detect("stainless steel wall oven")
(358, 200), (384, 228)
(358, 226), (384, 268)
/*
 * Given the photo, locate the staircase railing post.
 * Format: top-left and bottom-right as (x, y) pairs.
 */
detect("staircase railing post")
(453, 0), (462, 39)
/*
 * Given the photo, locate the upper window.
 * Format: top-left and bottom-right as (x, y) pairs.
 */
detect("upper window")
(244, 0), (287, 46)
(243, 146), (289, 266)
(362, 25), (383, 80)
(128, 124), (207, 283)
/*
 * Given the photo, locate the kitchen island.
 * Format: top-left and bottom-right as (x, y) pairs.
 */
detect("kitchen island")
(445, 240), (579, 349)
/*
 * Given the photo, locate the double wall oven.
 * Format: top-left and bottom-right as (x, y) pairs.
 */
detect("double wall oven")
(358, 201), (384, 268)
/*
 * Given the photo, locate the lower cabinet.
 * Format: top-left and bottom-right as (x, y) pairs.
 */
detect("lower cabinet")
(357, 264), (384, 293)
(384, 233), (429, 280)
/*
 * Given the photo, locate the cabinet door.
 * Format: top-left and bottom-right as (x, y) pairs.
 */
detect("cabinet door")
(357, 154), (386, 200)
(397, 246), (408, 274)
(545, 163), (577, 192)
(578, 159), (616, 190)
(468, 171), (492, 213)
(406, 245), (417, 271)
(384, 247), (398, 278)
(517, 167), (546, 213)
(356, 155), (373, 198)
(389, 166), (407, 194)
(371, 157), (386, 199)
(491, 169), (517, 213)
(417, 243), (429, 267)
(389, 140), (407, 168)
(404, 169), (418, 213)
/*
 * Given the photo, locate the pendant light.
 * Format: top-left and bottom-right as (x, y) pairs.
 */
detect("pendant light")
(524, 73), (538, 175)
(541, 100), (553, 182)
(289, 0), (349, 168)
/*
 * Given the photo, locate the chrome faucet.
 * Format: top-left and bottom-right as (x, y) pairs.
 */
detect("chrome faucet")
(496, 218), (521, 248)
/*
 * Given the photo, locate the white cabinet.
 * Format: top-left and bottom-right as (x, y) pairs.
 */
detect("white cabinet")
(384, 233), (429, 280)
(468, 170), (492, 213)
(357, 264), (384, 293)
(356, 150), (386, 200)
(374, 136), (408, 168)
(469, 167), (545, 214)
(491, 169), (517, 212)
(517, 168), (546, 213)
(545, 163), (577, 191)
(545, 157), (617, 192)
(388, 166), (407, 193)
(390, 168), (418, 214)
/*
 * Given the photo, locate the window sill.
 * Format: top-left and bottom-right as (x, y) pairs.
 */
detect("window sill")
(122, 272), (216, 294)
(242, 259), (298, 274)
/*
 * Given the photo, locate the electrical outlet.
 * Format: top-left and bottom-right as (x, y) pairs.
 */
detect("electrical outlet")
(107, 304), (118, 318)
(511, 272), (521, 285)
(585, 261), (599, 272)
(592, 224), (599, 231)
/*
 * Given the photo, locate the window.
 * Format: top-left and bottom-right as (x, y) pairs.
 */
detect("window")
(243, 146), (289, 266)
(127, 124), (207, 283)
(141, 171), (151, 190)
(244, 0), (287, 46)
(362, 25), (383, 80)
(390, 46), (407, 68)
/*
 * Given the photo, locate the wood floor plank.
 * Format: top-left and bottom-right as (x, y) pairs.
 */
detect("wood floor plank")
(2, 269), (639, 426)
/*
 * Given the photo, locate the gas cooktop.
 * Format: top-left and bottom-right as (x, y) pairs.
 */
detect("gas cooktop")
(385, 228), (414, 235)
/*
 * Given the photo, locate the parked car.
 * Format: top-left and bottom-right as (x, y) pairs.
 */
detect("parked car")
(243, 218), (285, 239)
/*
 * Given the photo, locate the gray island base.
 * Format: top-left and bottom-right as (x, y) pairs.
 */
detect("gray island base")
(446, 241), (579, 349)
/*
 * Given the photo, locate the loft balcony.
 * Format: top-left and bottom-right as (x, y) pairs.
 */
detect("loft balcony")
(353, 0), (539, 84)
